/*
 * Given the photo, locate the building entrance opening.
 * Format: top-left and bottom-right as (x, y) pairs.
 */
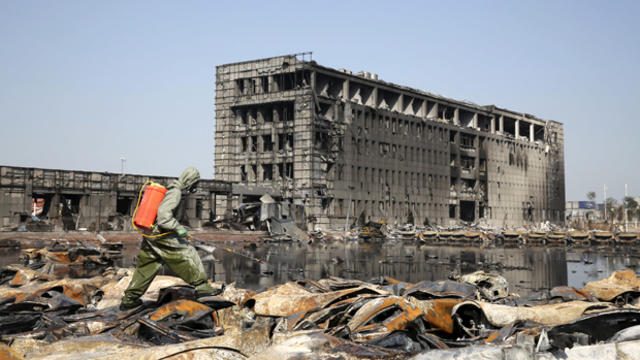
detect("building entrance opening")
(61, 194), (82, 230)
(117, 197), (133, 215)
(460, 201), (475, 222)
(32, 193), (55, 218)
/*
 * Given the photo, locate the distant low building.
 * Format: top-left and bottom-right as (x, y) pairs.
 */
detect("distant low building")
(0, 165), (232, 231)
(565, 201), (603, 221)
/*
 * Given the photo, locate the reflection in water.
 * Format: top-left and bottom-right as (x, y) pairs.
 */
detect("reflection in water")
(3, 242), (640, 296)
(203, 242), (640, 295)
(179, 242), (579, 295)
(566, 246), (640, 288)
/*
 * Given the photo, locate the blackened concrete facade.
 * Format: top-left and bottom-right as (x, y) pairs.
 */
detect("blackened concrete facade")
(214, 54), (565, 229)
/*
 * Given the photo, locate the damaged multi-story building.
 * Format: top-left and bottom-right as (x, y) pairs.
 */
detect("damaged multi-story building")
(214, 53), (565, 229)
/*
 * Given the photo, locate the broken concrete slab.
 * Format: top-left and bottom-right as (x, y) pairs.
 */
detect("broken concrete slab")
(266, 218), (309, 242)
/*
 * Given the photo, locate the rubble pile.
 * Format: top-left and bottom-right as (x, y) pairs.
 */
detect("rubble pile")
(3, 244), (640, 359)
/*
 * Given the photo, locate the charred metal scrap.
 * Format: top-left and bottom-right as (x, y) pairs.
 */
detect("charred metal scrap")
(214, 194), (310, 242)
(5, 246), (640, 359)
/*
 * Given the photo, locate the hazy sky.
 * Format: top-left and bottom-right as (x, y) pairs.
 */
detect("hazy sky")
(1, 1), (638, 201)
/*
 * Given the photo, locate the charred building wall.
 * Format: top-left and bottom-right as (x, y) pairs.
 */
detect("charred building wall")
(214, 54), (565, 229)
(0, 166), (231, 231)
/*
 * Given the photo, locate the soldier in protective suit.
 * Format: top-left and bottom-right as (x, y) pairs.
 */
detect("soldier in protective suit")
(120, 167), (216, 310)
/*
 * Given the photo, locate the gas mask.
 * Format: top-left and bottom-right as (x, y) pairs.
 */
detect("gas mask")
(189, 181), (199, 194)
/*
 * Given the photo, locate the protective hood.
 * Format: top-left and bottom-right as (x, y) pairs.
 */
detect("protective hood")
(176, 166), (200, 191)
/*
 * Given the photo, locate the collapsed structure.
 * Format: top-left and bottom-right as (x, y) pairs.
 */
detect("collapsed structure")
(214, 53), (565, 229)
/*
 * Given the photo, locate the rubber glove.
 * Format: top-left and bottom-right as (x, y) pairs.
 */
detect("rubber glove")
(176, 228), (189, 238)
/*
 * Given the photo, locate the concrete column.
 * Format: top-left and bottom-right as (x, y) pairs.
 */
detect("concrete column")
(429, 102), (438, 119)
(529, 123), (534, 142)
(50, 192), (60, 221)
(344, 102), (351, 124)
(211, 193), (217, 220)
(243, 79), (250, 94)
(472, 113), (478, 129)
(186, 197), (197, 222)
(515, 119), (520, 138)
(490, 116), (496, 133)
(342, 79), (349, 101)
(499, 116), (504, 133)
(24, 178), (32, 214)
(455, 136), (461, 170)
(475, 152), (480, 178)
(371, 87), (378, 109)
(420, 99), (427, 118)
(226, 194), (233, 213)
(453, 108), (459, 125)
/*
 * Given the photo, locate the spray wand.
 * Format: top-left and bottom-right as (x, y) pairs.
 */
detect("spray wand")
(191, 237), (267, 264)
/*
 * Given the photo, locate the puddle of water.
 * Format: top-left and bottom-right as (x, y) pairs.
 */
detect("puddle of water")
(207, 242), (640, 295)
(157, 242), (640, 295)
(3, 242), (639, 296)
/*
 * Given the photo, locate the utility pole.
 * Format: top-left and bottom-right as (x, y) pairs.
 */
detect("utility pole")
(603, 184), (607, 221)
(120, 156), (126, 176)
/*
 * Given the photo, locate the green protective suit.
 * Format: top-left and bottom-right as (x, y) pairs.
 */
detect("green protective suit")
(121, 167), (215, 307)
